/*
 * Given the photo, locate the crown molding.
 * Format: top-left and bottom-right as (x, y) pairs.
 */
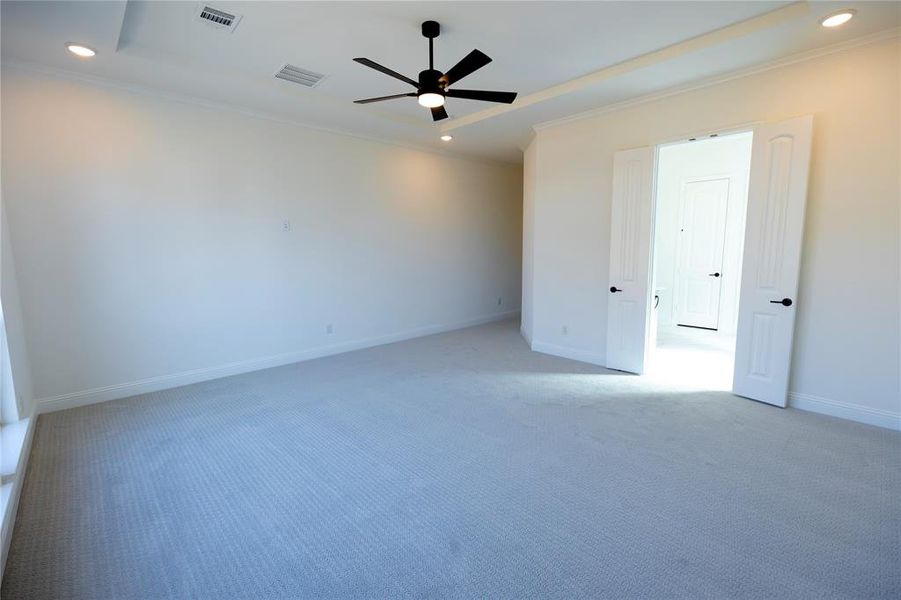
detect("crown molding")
(519, 128), (537, 154)
(0, 59), (520, 168)
(532, 26), (901, 133)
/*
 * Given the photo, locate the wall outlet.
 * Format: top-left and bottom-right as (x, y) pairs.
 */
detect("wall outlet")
(562, 325), (568, 335)
(326, 323), (333, 335)
(282, 220), (291, 232)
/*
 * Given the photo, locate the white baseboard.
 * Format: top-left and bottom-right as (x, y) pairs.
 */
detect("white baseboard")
(36, 310), (520, 414)
(520, 324), (532, 346)
(789, 392), (901, 431)
(524, 342), (899, 431)
(530, 340), (606, 367)
(1, 416), (35, 580)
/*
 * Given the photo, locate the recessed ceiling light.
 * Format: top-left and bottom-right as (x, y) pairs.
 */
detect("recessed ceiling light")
(66, 43), (96, 58)
(821, 10), (855, 28)
(440, 135), (453, 142)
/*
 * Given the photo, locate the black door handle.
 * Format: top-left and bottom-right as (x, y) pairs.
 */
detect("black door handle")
(708, 272), (721, 278)
(610, 286), (622, 293)
(770, 298), (793, 307)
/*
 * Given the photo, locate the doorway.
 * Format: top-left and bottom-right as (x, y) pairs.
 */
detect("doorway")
(648, 132), (753, 389)
(605, 116), (813, 406)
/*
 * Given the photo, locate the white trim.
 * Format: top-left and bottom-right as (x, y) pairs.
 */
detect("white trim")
(1, 417), (35, 580)
(36, 310), (521, 414)
(533, 27), (901, 132)
(518, 128), (537, 155)
(520, 324), (533, 346)
(0, 60), (518, 168)
(523, 344), (900, 430)
(530, 340), (606, 367)
(653, 123), (758, 150)
(789, 392), (901, 431)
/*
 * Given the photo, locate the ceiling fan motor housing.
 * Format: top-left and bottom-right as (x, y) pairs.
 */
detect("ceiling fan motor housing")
(418, 69), (445, 95)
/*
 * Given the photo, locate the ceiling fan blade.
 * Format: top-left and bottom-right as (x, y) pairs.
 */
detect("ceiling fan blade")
(440, 49), (492, 86)
(354, 93), (417, 104)
(431, 105), (449, 121)
(445, 89), (517, 104)
(353, 58), (418, 87)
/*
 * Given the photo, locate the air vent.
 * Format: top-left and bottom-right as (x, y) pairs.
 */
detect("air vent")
(194, 5), (242, 32)
(275, 64), (325, 88)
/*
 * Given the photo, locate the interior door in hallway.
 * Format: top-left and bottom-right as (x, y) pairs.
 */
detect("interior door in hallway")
(674, 176), (729, 330)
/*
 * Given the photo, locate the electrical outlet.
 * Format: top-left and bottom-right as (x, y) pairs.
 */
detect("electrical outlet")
(326, 323), (333, 335)
(282, 220), (291, 232)
(562, 325), (568, 335)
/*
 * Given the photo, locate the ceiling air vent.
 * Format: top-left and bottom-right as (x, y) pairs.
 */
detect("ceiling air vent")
(275, 64), (325, 88)
(195, 5), (242, 32)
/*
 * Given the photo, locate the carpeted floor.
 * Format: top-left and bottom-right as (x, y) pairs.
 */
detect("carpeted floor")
(3, 319), (899, 598)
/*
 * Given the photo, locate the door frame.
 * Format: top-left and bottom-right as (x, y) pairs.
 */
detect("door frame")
(645, 126), (755, 369)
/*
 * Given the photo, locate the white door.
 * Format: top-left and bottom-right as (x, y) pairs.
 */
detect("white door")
(606, 146), (655, 373)
(674, 176), (730, 330)
(733, 115), (813, 407)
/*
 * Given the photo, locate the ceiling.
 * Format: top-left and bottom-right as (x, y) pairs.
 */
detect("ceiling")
(2, 1), (898, 163)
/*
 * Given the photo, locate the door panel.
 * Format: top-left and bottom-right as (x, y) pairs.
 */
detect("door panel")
(733, 116), (813, 407)
(675, 177), (730, 329)
(606, 147), (655, 373)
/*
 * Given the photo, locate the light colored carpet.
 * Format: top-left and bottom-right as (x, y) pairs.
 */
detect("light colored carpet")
(3, 319), (899, 598)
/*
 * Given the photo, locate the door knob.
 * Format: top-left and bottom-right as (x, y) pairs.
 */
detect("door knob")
(708, 272), (721, 278)
(769, 298), (793, 307)
(610, 286), (622, 293)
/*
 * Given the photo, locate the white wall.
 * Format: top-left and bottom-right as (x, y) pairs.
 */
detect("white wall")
(653, 133), (752, 334)
(1, 66), (523, 409)
(524, 37), (900, 428)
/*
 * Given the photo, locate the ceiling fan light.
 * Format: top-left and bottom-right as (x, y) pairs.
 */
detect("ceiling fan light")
(418, 92), (445, 108)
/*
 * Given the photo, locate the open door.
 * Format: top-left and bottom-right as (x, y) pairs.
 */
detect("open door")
(606, 146), (655, 373)
(733, 115), (813, 406)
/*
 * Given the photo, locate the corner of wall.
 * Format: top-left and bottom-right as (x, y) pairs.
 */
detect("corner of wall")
(520, 135), (538, 344)
(520, 322), (533, 346)
(0, 200), (34, 419)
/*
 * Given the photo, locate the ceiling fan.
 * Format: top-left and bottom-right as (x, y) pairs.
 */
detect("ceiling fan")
(353, 20), (517, 121)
